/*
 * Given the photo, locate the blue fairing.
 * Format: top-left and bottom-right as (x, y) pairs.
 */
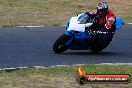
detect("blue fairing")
(116, 16), (124, 30)
(66, 31), (91, 38)
(74, 32), (91, 39)
(66, 31), (92, 50)
(101, 34), (110, 41)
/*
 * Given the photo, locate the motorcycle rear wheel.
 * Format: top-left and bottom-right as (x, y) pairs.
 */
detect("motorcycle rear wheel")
(90, 36), (113, 53)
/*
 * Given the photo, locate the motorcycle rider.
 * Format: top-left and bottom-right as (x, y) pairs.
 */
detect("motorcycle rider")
(88, 1), (116, 52)
(91, 1), (116, 32)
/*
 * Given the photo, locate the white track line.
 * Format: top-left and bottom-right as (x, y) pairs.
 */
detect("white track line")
(18, 25), (65, 27)
(0, 23), (131, 28)
(0, 63), (132, 72)
(128, 23), (132, 24)
(10, 23), (132, 27)
(100, 63), (132, 65)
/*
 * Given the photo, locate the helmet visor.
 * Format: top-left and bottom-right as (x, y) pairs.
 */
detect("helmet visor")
(97, 9), (107, 15)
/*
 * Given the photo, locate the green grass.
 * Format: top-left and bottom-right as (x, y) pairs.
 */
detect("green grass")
(0, 64), (132, 88)
(0, 0), (131, 26)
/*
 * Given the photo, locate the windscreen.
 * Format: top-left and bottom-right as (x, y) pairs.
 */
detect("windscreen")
(77, 13), (93, 24)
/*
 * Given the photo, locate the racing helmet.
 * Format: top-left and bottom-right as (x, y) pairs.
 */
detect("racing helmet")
(97, 1), (108, 16)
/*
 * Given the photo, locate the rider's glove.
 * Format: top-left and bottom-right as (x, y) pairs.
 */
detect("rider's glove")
(91, 31), (97, 35)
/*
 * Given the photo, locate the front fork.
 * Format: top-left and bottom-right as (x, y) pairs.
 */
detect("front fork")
(65, 37), (74, 46)
(65, 31), (75, 47)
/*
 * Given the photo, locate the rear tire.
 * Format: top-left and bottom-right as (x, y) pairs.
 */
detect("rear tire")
(90, 39), (104, 53)
(90, 35), (113, 53)
(53, 34), (70, 53)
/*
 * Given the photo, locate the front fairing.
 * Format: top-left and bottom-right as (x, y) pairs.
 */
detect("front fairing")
(66, 13), (93, 32)
(66, 31), (93, 50)
(66, 30), (90, 37)
(65, 13), (96, 50)
(66, 17), (93, 32)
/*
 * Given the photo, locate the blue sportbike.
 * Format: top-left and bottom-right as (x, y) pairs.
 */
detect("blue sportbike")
(53, 12), (124, 53)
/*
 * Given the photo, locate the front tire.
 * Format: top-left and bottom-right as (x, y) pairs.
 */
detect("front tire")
(53, 34), (70, 53)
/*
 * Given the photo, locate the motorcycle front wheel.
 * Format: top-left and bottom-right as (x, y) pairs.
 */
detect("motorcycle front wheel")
(53, 34), (71, 53)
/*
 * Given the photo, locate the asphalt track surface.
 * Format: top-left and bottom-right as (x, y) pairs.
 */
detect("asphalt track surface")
(0, 25), (131, 68)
